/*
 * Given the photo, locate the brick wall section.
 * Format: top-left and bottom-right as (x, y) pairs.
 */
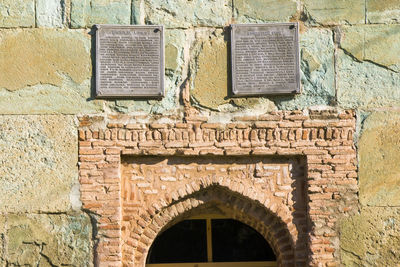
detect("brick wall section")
(121, 156), (306, 266)
(78, 109), (358, 267)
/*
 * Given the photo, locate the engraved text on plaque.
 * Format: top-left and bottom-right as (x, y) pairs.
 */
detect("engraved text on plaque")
(96, 25), (164, 97)
(231, 23), (300, 96)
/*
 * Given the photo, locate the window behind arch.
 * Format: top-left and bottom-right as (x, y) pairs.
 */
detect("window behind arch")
(146, 216), (277, 267)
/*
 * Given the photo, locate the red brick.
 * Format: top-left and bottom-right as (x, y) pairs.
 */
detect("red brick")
(79, 130), (86, 141)
(79, 148), (104, 155)
(126, 124), (145, 130)
(106, 148), (121, 155)
(254, 121), (278, 128)
(258, 114), (282, 121)
(233, 115), (258, 121)
(79, 141), (92, 147)
(200, 123), (224, 129)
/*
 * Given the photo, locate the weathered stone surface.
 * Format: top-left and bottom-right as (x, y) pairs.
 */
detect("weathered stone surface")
(191, 30), (229, 110)
(144, 0), (232, 28)
(0, 29), (91, 91)
(358, 112), (400, 206)
(234, 0), (297, 23)
(165, 44), (179, 71)
(274, 28), (335, 110)
(340, 25), (400, 72)
(339, 26), (364, 60)
(165, 29), (184, 73)
(0, 115), (78, 212)
(337, 50), (400, 108)
(340, 207), (400, 266)
(0, 0), (35, 27)
(131, 0), (141, 24)
(230, 98), (276, 111)
(367, 0), (400, 23)
(0, 82), (103, 114)
(364, 26), (400, 72)
(1, 213), (92, 266)
(71, 0), (131, 28)
(0, 29), (101, 114)
(36, 0), (63, 28)
(113, 77), (179, 114)
(0, 215), (5, 266)
(304, 0), (365, 25)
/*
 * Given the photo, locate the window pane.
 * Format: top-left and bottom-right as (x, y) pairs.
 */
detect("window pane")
(146, 219), (207, 263)
(211, 219), (276, 262)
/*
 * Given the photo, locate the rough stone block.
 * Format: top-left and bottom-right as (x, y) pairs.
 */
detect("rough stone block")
(0, 115), (78, 212)
(364, 26), (400, 72)
(358, 112), (400, 206)
(234, 0), (297, 23)
(36, 0), (64, 28)
(0, 29), (90, 91)
(274, 28), (335, 110)
(337, 50), (400, 108)
(0, 29), (101, 114)
(340, 207), (400, 266)
(165, 43), (179, 71)
(337, 25), (400, 108)
(1, 213), (92, 266)
(165, 30), (184, 73)
(339, 26), (364, 60)
(0, 0), (35, 27)
(304, 0), (365, 25)
(191, 30), (229, 110)
(367, 0), (400, 23)
(71, 0), (131, 28)
(0, 82), (103, 114)
(143, 0), (232, 28)
(340, 25), (400, 72)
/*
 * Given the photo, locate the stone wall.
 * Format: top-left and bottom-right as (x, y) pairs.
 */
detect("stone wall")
(1, 0), (400, 266)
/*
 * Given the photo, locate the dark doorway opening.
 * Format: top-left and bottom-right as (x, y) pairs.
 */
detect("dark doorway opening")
(146, 216), (277, 267)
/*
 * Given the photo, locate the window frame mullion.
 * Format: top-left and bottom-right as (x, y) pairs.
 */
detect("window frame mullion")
(206, 218), (213, 262)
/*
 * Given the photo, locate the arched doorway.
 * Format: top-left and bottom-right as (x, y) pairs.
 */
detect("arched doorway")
(146, 214), (277, 267)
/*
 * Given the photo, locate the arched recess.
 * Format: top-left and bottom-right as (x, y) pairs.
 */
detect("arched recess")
(124, 185), (298, 267)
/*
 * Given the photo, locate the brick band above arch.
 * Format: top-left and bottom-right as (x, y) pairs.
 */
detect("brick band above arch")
(78, 109), (358, 267)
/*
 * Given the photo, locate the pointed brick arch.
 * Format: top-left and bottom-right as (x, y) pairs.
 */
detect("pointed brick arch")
(127, 178), (298, 244)
(130, 185), (297, 267)
(120, 156), (306, 266)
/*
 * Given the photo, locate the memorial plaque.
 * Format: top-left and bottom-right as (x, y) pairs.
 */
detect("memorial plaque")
(95, 25), (164, 98)
(231, 23), (300, 96)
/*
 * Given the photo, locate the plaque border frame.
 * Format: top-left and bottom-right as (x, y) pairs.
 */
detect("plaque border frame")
(231, 23), (301, 96)
(95, 24), (165, 99)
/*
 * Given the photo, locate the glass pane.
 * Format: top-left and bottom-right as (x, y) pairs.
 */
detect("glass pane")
(211, 219), (276, 262)
(146, 219), (207, 263)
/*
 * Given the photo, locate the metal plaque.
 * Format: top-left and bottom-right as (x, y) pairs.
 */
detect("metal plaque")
(95, 25), (164, 98)
(231, 23), (300, 96)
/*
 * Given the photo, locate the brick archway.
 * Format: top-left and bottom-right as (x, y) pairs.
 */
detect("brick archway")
(128, 185), (297, 267)
(120, 155), (306, 266)
(78, 109), (358, 267)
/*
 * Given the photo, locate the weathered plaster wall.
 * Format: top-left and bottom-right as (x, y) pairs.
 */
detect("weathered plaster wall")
(1, 0), (400, 266)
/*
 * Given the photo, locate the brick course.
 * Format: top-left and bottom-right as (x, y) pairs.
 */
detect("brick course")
(78, 110), (358, 267)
